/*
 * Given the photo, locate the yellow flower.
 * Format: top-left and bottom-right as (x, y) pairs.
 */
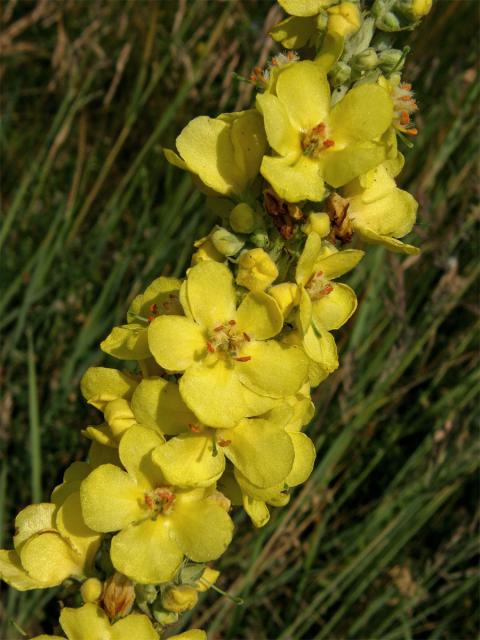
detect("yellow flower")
(162, 585), (199, 613)
(229, 203), (257, 233)
(236, 248), (279, 292)
(256, 60), (393, 202)
(31, 602), (158, 640)
(80, 425), (234, 584)
(327, 2), (361, 37)
(341, 162), (420, 254)
(148, 261), (308, 428)
(81, 366), (138, 412)
(295, 232), (363, 369)
(164, 110), (267, 197)
(100, 277), (183, 361)
(80, 577), (103, 603)
(302, 211), (331, 237)
(0, 491), (101, 592)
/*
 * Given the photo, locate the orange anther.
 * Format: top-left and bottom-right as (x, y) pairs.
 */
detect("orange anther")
(218, 438), (231, 447)
(312, 122), (326, 135)
(402, 83), (412, 90)
(214, 325), (224, 332)
(400, 111), (410, 125)
(207, 341), (215, 353)
(235, 355), (252, 362)
(405, 128), (418, 136)
(323, 139), (335, 148)
(323, 284), (334, 295)
(150, 303), (158, 313)
(147, 316), (155, 323)
(228, 319), (236, 325)
(188, 423), (202, 433)
(243, 332), (251, 342)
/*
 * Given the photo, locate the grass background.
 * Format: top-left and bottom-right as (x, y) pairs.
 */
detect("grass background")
(0, 0), (478, 638)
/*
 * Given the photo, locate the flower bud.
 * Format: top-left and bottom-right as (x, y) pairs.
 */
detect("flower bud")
(102, 572), (135, 620)
(269, 283), (300, 317)
(230, 203), (256, 233)
(352, 48), (379, 71)
(210, 227), (245, 257)
(80, 578), (103, 603)
(191, 235), (223, 265)
(408, 0), (432, 18)
(303, 212), (331, 237)
(329, 61), (351, 87)
(327, 2), (361, 37)
(103, 399), (136, 438)
(153, 607), (179, 625)
(195, 567), (220, 592)
(236, 248), (279, 292)
(162, 585), (199, 613)
(250, 230), (269, 249)
(378, 48), (404, 73)
(376, 11), (401, 31)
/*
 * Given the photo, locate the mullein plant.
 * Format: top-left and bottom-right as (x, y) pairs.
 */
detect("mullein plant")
(1, 0), (432, 637)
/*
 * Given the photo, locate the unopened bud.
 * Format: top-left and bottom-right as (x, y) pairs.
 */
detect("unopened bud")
(162, 585), (199, 613)
(230, 203), (256, 233)
(409, 0), (432, 18)
(378, 48), (404, 73)
(327, 2), (361, 37)
(303, 212), (331, 237)
(269, 283), (300, 317)
(195, 567), (220, 593)
(153, 607), (179, 625)
(352, 48), (379, 71)
(250, 230), (269, 249)
(80, 578), (103, 603)
(376, 11), (401, 31)
(329, 61), (351, 87)
(211, 227), (245, 257)
(102, 572), (135, 620)
(236, 248), (279, 292)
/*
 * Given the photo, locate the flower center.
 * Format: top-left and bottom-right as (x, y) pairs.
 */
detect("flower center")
(306, 271), (334, 301)
(206, 320), (251, 362)
(144, 487), (176, 515)
(301, 122), (335, 158)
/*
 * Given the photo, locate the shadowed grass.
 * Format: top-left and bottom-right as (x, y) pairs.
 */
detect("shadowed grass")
(1, 1), (478, 638)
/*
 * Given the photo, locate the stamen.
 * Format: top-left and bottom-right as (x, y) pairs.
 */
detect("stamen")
(228, 319), (236, 326)
(207, 341), (216, 353)
(235, 355), (252, 362)
(243, 332), (251, 342)
(214, 325), (224, 332)
(188, 423), (202, 433)
(218, 438), (231, 447)
(323, 139), (335, 148)
(150, 303), (158, 314)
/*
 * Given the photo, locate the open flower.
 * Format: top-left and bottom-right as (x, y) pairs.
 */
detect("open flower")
(257, 60), (393, 202)
(341, 161), (420, 254)
(100, 277), (182, 361)
(80, 425), (234, 584)
(31, 602), (159, 640)
(148, 261), (308, 428)
(0, 486), (101, 592)
(295, 232), (363, 369)
(164, 110), (267, 197)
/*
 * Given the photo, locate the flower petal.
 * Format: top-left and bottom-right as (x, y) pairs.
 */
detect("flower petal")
(302, 325), (338, 371)
(80, 464), (145, 533)
(131, 377), (194, 436)
(243, 495), (270, 528)
(315, 248), (364, 279)
(111, 518), (183, 584)
(186, 261), (237, 329)
(276, 61), (330, 130)
(223, 418), (294, 487)
(152, 434), (225, 489)
(180, 359), (249, 428)
(171, 496), (233, 562)
(230, 110), (267, 187)
(60, 604), (111, 640)
(100, 324), (150, 361)
(256, 92), (300, 159)
(311, 282), (357, 331)
(296, 232), (322, 286)
(0, 549), (50, 590)
(127, 276), (182, 322)
(261, 154), (325, 203)
(235, 340), (308, 398)
(119, 425), (165, 488)
(176, 116), (240, 195)
(279, 0), (331, 17)
(13, 503), (55, 551)
(111, 613), (159, 640)
(329, 84), (393, 146)
(323, 141), (388, 188)
(286, 432), (316, 486)
(20, 532), (81, 584)
(353, 224), (420, 254)
(236, 292), (283, 340)
(80, 367), (138, 411)
(148, 315), (205, 372)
